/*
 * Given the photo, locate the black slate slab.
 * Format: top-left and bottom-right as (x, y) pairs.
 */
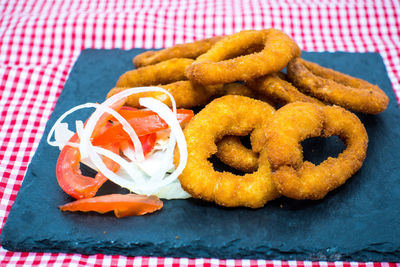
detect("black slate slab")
(1, 49), (400, 261)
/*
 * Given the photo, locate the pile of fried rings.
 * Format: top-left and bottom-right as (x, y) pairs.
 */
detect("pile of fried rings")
(107, 28), (389, 208)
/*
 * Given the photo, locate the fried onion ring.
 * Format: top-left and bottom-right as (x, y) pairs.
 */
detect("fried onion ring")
(248, 72), (324, 107)
(214, 83), (279, 173)
(215, 121), (272, 173)
(214, 83), (270, 174)
(177, 95), (279, 208)
(133, 36), (224, 68)
(220, 82), (256, 98)
(215, 135), (259, 173)
(185, 29), (301, 85)
(116, 58), (192, 88)
(215, 74), (322, 173)
(287, 57), (389, 114)
(264, 102), (368, 200)
(107, 58), (221, 108)
(214, 83), (274, 173)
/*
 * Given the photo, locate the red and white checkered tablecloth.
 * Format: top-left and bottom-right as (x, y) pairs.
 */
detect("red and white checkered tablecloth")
(1, 0), (399, 266)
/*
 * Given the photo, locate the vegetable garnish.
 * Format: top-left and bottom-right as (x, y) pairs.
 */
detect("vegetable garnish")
(55, 133), (120, 199)
(47, 87), (193, 217)
(59, 194), (163, 218)
(92, 109), (193, 148)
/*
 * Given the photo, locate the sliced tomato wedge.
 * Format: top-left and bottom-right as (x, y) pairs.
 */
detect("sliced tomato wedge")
(59, 194), (163, 218)
(56, 99), (126, 199)
(92, 109), (194, 146)
(118, 133), (157, 157)
(56, 134), (120, 199)
(91, 98), (127, 138)
(140, 133), (157, 156)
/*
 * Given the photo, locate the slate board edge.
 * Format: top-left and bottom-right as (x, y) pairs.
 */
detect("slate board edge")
(3, 238), (400, 262)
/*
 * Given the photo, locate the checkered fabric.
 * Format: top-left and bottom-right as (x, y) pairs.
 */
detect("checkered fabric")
(1, 0), (399, 266)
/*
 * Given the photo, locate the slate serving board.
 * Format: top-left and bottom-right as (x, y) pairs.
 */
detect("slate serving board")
(1, 49), (400, 262)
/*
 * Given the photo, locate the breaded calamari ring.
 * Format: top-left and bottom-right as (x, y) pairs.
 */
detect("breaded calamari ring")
(107, 58), (221, 108)
(185, 29), (301, 85)
(248, 72), (324, 107)
(133, 36), (224, 67)
(215, 74), (322, 173)
(214, 83), (272, 173)
(177, 95), (279, 208)
(220, 82), (256, 98)
(116, 58), (193, 87)
(215, 120), (273, 173)
(215, 136), (259, 173)
(220, 82), (277, 107)
(214, 116), (273, 173)
(287, 57), (389, 114)
(264, 102), (368, 200)
(214, 82), (280, 173)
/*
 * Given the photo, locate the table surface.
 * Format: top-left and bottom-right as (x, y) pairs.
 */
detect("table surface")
(0, 0), (399, 266)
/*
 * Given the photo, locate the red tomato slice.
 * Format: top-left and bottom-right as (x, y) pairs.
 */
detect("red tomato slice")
(56, 134), (120, 199)
(119, 133), (157, 157)
(59, 194), (163, 218)
(56, 99), (125, 199)
(92, 109), (194, 146)
(91, 98), (126, 138)
(140, 133), (157, 156)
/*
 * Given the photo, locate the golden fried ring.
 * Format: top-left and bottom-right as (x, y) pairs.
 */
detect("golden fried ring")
(264, 102), (368, 200)
(215, 136), (259, 173)
(215, 74), (322, 173)
(107, 58), (221, 108)
(133, 36), (224, 68)
(185, 29), (301, 85)
(214, 82), (276, 173)
(220, 83), (256, 98)
(287, 57), (389, 114)
(215, 119), (271, 173)
(214, 83), (269, 173)
(220, 82), (277, 107)
(248, 72), (324, 107)
(178, 95), (279, 208)
(108, 81), (220, 108)
(116, 58), (193, 88)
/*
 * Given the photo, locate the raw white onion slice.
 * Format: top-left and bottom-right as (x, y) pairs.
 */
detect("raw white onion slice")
(47, 102), (142, 159)
(90, 146), (147, 186)
(48, 103), (145, 179)
(153, 181), (191, 199)
(53, 122), (74, 149)
(47, 103), (95, 147)
(78, 102), (144, 161)
(137, 97), (188, 191)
